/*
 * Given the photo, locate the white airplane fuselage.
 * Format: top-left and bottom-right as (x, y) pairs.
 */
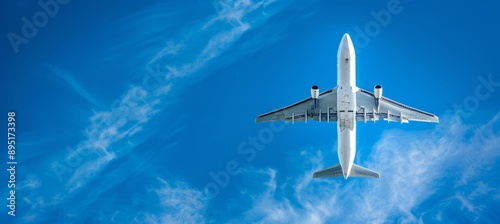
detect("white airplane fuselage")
(336, 34), (358, 179)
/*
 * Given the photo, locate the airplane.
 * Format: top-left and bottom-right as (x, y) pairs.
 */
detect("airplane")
(256, 33), (439, 180)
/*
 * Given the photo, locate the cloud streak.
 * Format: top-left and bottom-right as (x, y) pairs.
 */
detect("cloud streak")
(138, 178), (209, 224)
(48, 65), (101, 107)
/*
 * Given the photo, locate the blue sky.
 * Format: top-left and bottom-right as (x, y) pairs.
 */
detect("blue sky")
(1, 0), (499, 223)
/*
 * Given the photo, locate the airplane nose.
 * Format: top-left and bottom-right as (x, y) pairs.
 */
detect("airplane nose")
(342, 33), (349, 40)
(342, 33), (352, 44)
(338, 33), (355, 60)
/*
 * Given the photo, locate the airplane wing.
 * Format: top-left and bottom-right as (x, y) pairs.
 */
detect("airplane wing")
(256, 88), (338, 123)
(356, 88), (439, 123)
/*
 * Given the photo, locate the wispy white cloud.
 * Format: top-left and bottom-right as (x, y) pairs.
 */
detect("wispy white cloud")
(148, 41), (184, 65)
(18, 175), (41, 190)
(64, 85), (161, 191)
(232, 113), (500, 223)
(158, 0), (281, 80)
(228, 166), (338, 224)
(136, 178), (209, 224)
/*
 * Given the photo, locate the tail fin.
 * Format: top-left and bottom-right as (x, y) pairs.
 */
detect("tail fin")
(313, 163), (380, 179)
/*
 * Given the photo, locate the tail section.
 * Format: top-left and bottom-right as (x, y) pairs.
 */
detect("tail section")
(313, 163), (379, 179)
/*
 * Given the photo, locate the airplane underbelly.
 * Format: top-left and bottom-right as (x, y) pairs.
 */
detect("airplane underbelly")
(337, 84), (357, 174)
(337, 124), (356, 174)
(337, 85), (356, 131)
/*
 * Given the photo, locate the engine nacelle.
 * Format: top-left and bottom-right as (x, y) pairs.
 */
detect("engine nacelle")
(311, 85), (319, 99)
(374, 84), (382, 99)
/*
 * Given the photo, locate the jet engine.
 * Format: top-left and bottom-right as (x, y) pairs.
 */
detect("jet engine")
(374, 85), (382, 99)
(311, 85), (319, 99)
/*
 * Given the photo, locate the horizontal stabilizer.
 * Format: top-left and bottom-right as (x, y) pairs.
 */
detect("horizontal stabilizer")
(313, 163), (379, 178)
(313, 164), (343, 178)
(350, 164), (380, 178)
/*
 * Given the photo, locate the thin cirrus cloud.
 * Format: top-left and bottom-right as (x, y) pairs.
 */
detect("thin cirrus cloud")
(232, 113), (500, 224)
(137, 178), (209, 224)
(21, 0), (295, 221)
